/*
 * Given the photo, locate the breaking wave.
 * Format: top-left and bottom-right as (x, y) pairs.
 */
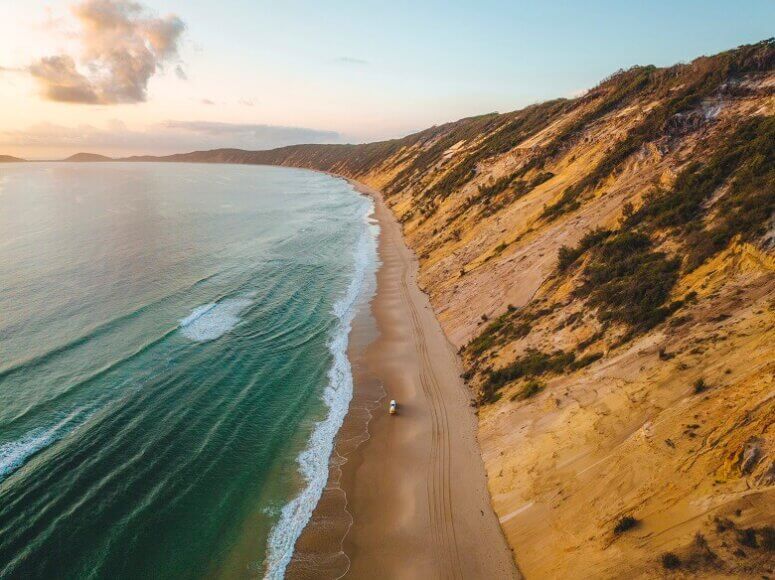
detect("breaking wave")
(263, 198), (377, 579)
(179, 298), (253, 342)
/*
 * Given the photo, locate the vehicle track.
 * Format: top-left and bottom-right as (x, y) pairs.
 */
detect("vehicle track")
(398, 249), (464, 579)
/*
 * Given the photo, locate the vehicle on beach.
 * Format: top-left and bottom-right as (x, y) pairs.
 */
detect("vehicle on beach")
(389, 399), (398, 415)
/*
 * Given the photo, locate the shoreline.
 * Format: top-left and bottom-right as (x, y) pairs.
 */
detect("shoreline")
(288, 176), (519, 578)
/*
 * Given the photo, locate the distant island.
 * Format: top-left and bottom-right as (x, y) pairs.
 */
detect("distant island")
(63, 153), (113, 162)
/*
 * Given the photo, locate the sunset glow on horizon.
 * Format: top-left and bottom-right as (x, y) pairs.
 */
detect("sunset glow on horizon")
(1, 0), (773, 159)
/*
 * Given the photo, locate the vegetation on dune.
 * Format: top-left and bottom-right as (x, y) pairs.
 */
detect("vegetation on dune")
(464, 305), (552, 361)
(574, 232), (681, 331)
(488, 349), (575, 386)
(555, 230), (683, 331)
(410, 99), (569, 204)
(466, 309), (533, 357)
(456, 41), (773, 407)
(761, 526), (775, 551)
(387, 113), (502, 195)
(481, 349), (574, 403)
(476, 345), (604, 402)
(556, 228), (613, 271)
(467, 230), (683, 403)
(613, 515), (639, 534)
(541, 38), (774, 220)
(625, 115), (775, 270)
(661, 552), (681, 569)
(472, 170), (556, 216)
(511, 379), (545, 401)
(543, 115), (772, 344)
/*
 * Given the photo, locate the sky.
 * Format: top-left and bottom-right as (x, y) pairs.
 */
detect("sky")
(0, 0), (772, 159)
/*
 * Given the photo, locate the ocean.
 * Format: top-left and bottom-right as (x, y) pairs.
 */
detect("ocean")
(0, 162), (378, 578)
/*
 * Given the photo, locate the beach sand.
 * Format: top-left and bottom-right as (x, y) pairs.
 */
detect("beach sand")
(287, 180), (519, 579)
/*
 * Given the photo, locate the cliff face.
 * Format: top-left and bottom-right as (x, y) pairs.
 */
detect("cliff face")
(145, 40), (774, 576)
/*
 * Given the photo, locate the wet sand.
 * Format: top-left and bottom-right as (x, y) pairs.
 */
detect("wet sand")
(287, 179), (519, 579)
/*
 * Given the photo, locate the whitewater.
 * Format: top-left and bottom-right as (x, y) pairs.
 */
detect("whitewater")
(0, 162), (376, 579)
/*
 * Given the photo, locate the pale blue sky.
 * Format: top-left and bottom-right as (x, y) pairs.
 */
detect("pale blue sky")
(0, 0), (772, 157)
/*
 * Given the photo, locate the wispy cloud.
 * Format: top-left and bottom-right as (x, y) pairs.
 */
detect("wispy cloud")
(163, 120), (340, 146)
(29, 0), (186, 104)
(201, 98), (215, 105)
(333, 56), (369, 66)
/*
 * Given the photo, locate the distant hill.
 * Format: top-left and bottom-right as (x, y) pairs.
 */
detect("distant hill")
(65, 152), (113, 162)
(0, 155), (25, 162)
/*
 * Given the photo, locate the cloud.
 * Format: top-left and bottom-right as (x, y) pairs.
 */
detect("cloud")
(201, 98), (215, 105)
(0, 120), (342, 158)
(30, 0), (186, 104)
(333, 56), (369, 66)
(163, 121), (340, 147)
(29, 56), (100, 103)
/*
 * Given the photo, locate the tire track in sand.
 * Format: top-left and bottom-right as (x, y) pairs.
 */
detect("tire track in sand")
(398, 249), (464, 580)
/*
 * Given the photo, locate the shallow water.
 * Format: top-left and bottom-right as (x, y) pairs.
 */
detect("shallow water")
(0, 162), (377, 578)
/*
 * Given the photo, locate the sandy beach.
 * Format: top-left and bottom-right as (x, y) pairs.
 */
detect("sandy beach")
(288, 179), (519, 579)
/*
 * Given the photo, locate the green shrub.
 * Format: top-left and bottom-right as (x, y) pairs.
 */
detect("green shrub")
(576, 232), (680, 331)
(571, 352), (603, 370)
(693, 378), (707, 394)
(512, 379), (546, 401)
(530, 171), (555, 188)
(466, 311), (533, 359)
(413, 100), (570, 201)
(541, 185), (582, 219)
(556, 228), (614, 271)
(737, 528), (758, 548)
(484, 349), (576, 401)
(625, 116), (775, 270)
(467, 334), (496, 357)
(661, 552), (681, 569)
(539, 41), (774, 221)
(760, 526), (775, 551)
(477, 174), (515, 198)
(614, 515), (639, 534)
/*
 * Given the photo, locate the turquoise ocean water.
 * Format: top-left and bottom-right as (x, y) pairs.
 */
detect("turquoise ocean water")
(0, 163), (377, 578)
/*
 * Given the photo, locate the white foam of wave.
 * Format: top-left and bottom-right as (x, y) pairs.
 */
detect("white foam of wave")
(0, 408), (85, 482)
(263, 198), (378, 579)
(179, 298), (252, 342)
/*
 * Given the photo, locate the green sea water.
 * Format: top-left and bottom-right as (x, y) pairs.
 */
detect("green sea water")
(0, 162), (377, 578)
